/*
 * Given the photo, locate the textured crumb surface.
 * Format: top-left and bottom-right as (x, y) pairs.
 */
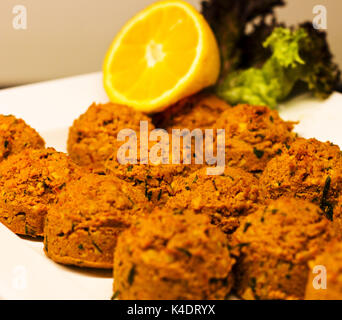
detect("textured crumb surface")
(44, 173), (151, 269)
(68, 102), (154, 169)
(106, 159), (194, 205)
(166, 166), (261, 235)
(0, 148), (80, 236)
(0, 114), (45, 162)
(152, 93), (230, 131)
(114, 209), (235, 300)
(232, 198), (336, 300)
(105, 132), (200, 205)
(260, 138), (342, 220)
(214, 104), (297, 172)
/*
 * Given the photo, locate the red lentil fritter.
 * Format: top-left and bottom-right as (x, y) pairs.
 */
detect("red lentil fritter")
(232, 198), (336, 300)
(106, 158), (194, 205)
(105, 133), (200, 205)
(152, 93), (230, 131)
(213, 104), (297, 173)
(44, 173), (151, 269)
(305, 241), (342, 300)
(0, 148), (81, 237)
(165, 166), (261, 235)
(68, 102), (155, 169)
(260, 138), (342, 220)
(0, 114), (45, 162)
(113, 209), (235, 300)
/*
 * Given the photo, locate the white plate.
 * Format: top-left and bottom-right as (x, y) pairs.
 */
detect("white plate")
(0, 72), (341, 300)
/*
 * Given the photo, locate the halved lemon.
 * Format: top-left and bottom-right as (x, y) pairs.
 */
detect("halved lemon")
(103, 0), (220, 113)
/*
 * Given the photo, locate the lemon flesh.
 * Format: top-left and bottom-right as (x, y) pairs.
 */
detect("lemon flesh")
(103, 0), (220, 113)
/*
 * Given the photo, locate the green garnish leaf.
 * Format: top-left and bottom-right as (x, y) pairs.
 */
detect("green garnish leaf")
(236, 242), (250, 249)
(243, 222), (252, 233)
(25, 224), (36, 236)
(92, 240), (103, 253)
(253, 147), (264, 159)
(202, 0), (340, 108)
(249, 277), (260, 299)
(128, 265), (136, 286)
(157, 189), (163, 201)
(147, 191), (152, 201)
(15, 212), (26, 217)
(173, 208), (184, 215)
(212, 179), (218, 191)
(44, 236), (48, 252)
(320, 176), (333, 221)
(202, 0), (285, 81)
(176, 247), (192, 258)
(58, 183), (66, 190)
(111, 291), (120, 300)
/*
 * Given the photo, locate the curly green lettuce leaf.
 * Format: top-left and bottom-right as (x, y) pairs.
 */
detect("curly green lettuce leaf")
(298, 22), (340, 99)
(201, 0), (285, 81)
(217, 27), (340, 108)
(263, 27), (306, 67)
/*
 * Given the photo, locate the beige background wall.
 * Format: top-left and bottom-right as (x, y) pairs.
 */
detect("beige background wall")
(0, 0), (341, 87)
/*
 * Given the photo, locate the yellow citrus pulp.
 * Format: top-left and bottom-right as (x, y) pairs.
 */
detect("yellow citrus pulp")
(103, 0), (220, 113)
